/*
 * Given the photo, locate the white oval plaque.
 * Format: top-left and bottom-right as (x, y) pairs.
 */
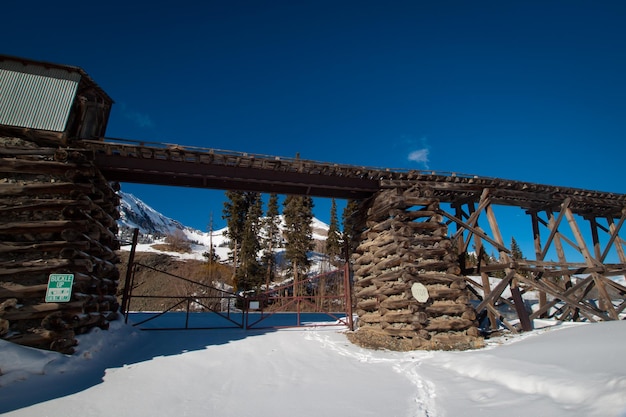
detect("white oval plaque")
(411, 282), (429, 303)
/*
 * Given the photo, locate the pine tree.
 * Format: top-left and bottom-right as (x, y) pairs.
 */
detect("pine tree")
(222, 191), (246, 272)
(203, 213), (219, 264)
(261, 193), (281, 288)
(202, 248), (220, 263)
(325, 198), (342, 266)
(510, 236), (528, 277)
(283, 195), (314, 282)
(341, 199), (360, 257)
(510, 236), (524, 261)
(223, 191), (264, 291)
(237, 195), (263, 291)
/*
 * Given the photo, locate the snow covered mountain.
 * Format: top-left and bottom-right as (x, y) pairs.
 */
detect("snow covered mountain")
(116, 192), (330, 265)
(117, 191), (189, 242)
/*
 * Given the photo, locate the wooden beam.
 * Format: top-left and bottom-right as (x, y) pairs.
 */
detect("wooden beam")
(484, 203), (510, 261)
(450, 188), (491, 247)
(453, 202), (470, 255)
(485, 304), (518, 333)
(589, 217), (603, 260)
(517, 274), (610, 321)
(548, 208), (572, 289)
(540, 199), (570, 260)
(472, 232), (498, 330)
(441, 211), (510, 254)
(529, 275), (596, 321)
(529, 210), (548, 315)
(601, 212), (626, 263)
(475, 271), (514, 312)
(563, 207), (618, 319)
(510, 282), (533, 331)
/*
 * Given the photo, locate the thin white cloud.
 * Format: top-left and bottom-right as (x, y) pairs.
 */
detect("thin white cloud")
(408, 148), (429, 165)
(119, 102), (154, 129)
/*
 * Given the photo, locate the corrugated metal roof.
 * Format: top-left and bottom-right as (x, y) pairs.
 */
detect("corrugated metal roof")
(0, 54), (113, 104)
(0, 59), (82, 81)
(0, 60), (80, 132)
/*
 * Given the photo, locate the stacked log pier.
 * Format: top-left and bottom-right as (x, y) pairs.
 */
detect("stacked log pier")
(349, 188), (483, 350)
(0, 137), (120, 353)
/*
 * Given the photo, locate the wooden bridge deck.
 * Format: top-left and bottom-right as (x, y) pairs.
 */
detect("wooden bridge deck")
(85, 138), (626, 217)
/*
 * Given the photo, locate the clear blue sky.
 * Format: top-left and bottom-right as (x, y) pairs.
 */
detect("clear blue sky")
(5, 1), (626, 258)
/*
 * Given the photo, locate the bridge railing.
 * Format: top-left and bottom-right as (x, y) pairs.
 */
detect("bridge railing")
(85, 136), (488, 181)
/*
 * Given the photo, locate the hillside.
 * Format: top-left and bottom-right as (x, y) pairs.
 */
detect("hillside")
(116, 251), (234, 312)
(115, 193), (335, 311)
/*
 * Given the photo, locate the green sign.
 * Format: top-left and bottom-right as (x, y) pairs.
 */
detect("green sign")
(45, 274), (74, 303)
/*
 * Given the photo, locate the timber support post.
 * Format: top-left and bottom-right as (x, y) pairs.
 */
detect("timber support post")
(348, 187), (483, 351)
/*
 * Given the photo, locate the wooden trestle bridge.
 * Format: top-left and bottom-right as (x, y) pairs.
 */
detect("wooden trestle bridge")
(2, 54), (624, 352)
(84, 138), (626, 349)
(2, 134), (626, 352)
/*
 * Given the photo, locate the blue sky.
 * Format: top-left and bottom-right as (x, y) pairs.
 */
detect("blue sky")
(5, 1), (626, 259)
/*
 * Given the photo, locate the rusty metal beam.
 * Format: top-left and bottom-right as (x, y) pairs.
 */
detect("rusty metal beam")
(93, 152), (379, 199)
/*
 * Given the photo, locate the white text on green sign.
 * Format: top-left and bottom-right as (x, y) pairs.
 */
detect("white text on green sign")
(45, 274), (74, 303)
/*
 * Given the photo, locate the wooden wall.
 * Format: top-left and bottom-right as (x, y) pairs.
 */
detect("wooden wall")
(0, 136), (120, 353)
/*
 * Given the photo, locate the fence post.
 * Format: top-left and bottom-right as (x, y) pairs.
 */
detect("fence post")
(344, 262), (354, 330)
(121, 228), (139, 323)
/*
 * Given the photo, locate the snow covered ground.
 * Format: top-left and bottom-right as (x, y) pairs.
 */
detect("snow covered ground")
(7, 186), (626, 416)
(1, 316), (625, 417)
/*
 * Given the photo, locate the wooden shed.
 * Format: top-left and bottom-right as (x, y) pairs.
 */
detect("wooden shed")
(0, 54), (113, 145)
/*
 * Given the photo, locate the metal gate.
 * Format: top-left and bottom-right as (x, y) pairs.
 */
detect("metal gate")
(244, 264), (354, 330)
(119, 229), (243, 330)
(120, 230), (353, 331)
(121, 261), (244, 330)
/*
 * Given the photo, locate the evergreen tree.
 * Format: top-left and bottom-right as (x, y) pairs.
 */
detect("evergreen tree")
(510, 236), (528, 277)
(341, 199), (360, 257)
(261, 193), (281, 287)
(237, 195), (263, 291)
(283, 195), (314, 281)
(510, 236), (524, 261)
(203, 213), (219, 264)
(202, 248), (219, 263)
(223, 191), (264, 291)
(222, 191), (246, 269)
(325, 198), (342, 265)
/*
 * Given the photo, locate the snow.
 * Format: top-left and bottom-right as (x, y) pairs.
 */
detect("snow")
(6, 193), (622, 415)
(122, 238), (231, 262)
(2, 318), (626, 417)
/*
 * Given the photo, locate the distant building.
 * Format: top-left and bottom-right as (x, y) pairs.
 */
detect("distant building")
(0, 54), (113, 145)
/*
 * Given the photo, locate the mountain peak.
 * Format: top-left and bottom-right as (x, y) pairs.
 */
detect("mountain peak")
(117, 191), (187, 242)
